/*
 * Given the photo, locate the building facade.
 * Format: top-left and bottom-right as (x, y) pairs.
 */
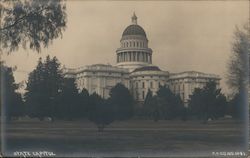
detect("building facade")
(169, 71), (220, 106)
(63, 64), (130, 99)
(63, 13), (220, 105)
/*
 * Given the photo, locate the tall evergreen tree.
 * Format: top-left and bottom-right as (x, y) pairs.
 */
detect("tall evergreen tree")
(78, 88), (90, 118)
(156, 85), (184, 120)
(109, 83), (134, 120)
(188, 81), (228, 123)
(143, 89), (158, 119)
(88, 93), (114, 132)
(25, 56), (63, 120)
(56, 78), (78, 120)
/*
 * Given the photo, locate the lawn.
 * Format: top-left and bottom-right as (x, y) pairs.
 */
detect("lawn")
(1, 119), (247, 157)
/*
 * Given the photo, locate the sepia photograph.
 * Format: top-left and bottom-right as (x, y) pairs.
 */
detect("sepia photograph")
(0, 0), (249, 157)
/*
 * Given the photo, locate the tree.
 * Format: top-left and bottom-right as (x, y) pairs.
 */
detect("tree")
(226, 26), (249, 121)
(228, 93), (244, 120)
(0, 0), (67, 53)
(109, 83), (134, 120)
(142, 89), (159, 121)
(56, 78), (78, 120)
(78, 88), (90, 118)
(151, 96), (160, 122)
(143, 89), (153, 117)
(188, 81), (228, 123)
(1, 62), (24, 121)
(227, 26), (249, 95)
(88, 93), (114, 132)
(25, 56), (63, 120)
(156, 85), (184, 120)
(25, 58), (45, 119)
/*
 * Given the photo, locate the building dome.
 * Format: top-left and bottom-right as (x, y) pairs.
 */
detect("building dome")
(116, 13), (153, 72)
(122, 24), (147, 37)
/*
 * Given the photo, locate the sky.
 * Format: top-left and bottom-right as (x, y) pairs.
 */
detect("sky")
(2, 0), (249, 95)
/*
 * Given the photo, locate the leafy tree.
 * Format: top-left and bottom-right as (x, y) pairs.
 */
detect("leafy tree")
(1, 62), (24, 121)
(226, 26), (249, 121)
(0, 0), (67, 53)
(109, 83), (134, 120)
(188, 81), (228, 123)
(227, 26), (249, 95)
(88, 93), (114, 132)
(156, 85), (184, 120)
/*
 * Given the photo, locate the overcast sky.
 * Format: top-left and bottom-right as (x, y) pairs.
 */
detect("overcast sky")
(2, 1), (249, 94)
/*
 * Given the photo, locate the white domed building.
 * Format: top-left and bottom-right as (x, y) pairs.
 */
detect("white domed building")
(63, 13), (220, 106)
(116, 13), (153, 71)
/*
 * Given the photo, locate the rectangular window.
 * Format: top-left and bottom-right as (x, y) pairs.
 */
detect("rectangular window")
(142, 82), (145, 88)
(150, 82), (153, 88)
(142, 91), (145, 99)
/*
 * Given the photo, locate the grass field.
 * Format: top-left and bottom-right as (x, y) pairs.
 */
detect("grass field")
(1, 119), (247, 157)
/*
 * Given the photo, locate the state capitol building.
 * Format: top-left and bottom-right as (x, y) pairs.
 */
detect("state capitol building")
(63, 13), (220, 106)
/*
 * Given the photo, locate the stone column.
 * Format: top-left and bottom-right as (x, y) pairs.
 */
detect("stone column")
(137, 52), (139, 62)
(140, 52), (143, 62)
